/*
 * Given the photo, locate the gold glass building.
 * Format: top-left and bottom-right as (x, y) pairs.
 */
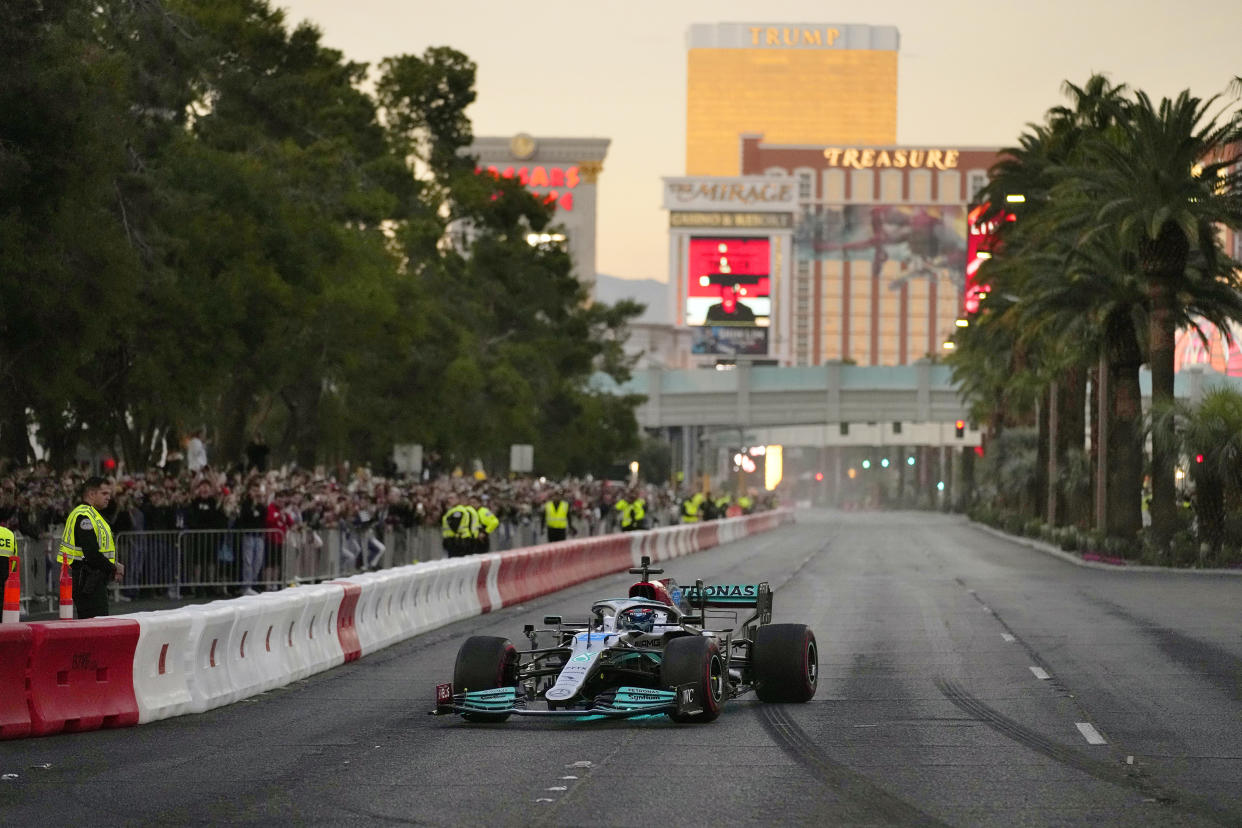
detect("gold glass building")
(686, 23), (900, 176)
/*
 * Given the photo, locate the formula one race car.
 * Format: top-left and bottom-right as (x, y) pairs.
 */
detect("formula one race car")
(432, 557), (817, 723)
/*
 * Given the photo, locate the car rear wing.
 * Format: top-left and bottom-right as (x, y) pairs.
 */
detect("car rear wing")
(682, 582), (772, 626)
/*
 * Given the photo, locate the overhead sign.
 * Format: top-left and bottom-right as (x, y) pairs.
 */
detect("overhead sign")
(691, 326), (769, 356)
(664, 176), (797, 212)
(822, 148), (961, 170)
(671, 212), (792, 229)
(478, 165), (580, 211)
(510, 444), (534, 473)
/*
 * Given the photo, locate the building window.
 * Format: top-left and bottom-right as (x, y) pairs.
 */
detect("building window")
(967, 170), (989, 203)
(839, 422), (849, 436)
(797, 170), (814, 200)
(892, 421), (902, 434)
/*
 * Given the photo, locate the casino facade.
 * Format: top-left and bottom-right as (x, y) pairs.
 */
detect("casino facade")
(465, 134), (609, 292)
(667, 22), (1003, 368)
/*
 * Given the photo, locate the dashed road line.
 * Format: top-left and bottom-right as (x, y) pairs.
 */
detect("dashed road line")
(1029, 666), (1050, 680)
(1077, 722), (1108, 745)
(1000, 633), (1015, 643)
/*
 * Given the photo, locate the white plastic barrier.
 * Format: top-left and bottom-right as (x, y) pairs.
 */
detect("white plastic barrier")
(252, 590), (310, 690)
(130, 609), (195, 724)
(426, 560), (459, 627)
(224, 596), (269, 701)
(298, 583), (346, 676)
(405, 562), (439, 636)
(443, 557), (483, 624)
(388, 566), (423, 643)
(354, 570), (405, 656)
(183, 600), (240, 713)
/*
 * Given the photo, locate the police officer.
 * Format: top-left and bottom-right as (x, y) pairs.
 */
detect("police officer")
(475, 499), (499, 553)
(680, 491), (702, 524)
(441, 501), (477, 558)
(0, 525), (16, 572)
(543, 491), (571, 542)
(58, 476), (125, 619)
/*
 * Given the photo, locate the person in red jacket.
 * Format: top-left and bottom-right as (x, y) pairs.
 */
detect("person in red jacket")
(264, 489), (292, 590)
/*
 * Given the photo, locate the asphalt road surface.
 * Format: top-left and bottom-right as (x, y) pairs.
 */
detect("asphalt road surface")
(3, 509), (1241, 827)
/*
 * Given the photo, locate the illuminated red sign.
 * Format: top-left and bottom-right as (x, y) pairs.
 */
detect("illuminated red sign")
(478, 165), (579, 212)
(685, 237), (771, 326)
(965, 204), (1012, 314)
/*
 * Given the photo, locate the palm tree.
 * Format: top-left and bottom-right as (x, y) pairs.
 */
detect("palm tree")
(1066, 89), (1242, 546)
(1156, 386), (1242, 553)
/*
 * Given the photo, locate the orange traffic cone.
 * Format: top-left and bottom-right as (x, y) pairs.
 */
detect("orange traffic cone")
(58, 560), (74, 620)
(2, 556), (20, 624)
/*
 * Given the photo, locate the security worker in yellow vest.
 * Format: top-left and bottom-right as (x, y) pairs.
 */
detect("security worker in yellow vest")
(680, 492), (701, 524)
(58, 476), (124, 619)
(543, 492), (571, 542)
(475, 501), (500, 553)
(714, 493), (732, 519)
(441, 502), (477, 558)
(737, 494), (754, 514)
(628, 493), (646, 532)
(615, 495), (633, 532)
(1, 525), (16, 572)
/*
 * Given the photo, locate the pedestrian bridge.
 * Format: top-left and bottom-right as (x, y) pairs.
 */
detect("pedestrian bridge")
(591, 362), (1242, 433)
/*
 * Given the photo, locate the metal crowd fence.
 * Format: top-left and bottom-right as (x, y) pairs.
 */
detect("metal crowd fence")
(7, 509), (685, 613)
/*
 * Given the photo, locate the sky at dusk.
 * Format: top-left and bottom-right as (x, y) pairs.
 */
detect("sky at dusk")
(276, 0), (1242, 284)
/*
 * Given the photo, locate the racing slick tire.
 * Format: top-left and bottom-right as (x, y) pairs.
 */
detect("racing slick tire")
(661, 635), (725, 723)
(453, 636), (519, 722)
(752, 623), (818, 703)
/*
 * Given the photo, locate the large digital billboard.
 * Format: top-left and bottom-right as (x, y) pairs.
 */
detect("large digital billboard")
(794, 205), (967, 290)
(685, 237), (771, 327)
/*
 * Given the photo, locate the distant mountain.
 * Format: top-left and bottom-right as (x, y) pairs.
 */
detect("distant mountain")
(593, 274), (670, 324)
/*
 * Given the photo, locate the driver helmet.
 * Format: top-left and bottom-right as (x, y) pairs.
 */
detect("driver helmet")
(618, 606), (668, 633)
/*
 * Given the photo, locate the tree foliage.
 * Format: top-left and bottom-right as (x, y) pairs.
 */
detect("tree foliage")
(0, 0), (642, 476)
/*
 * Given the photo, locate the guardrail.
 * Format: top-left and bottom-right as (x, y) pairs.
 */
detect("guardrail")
(8, 514), (687, 611)
(0, 509), (793, 739)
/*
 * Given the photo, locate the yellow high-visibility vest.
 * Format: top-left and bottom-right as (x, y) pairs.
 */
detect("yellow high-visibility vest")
(477, 506), (499, 536)
(0, 526), (15, 559)
(545, 500), (569, 530)
(58, 504), (116, 564)
(442, 505), (474, 539)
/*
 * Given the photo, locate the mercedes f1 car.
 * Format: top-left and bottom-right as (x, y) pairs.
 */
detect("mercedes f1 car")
(432, 557), (817, 723)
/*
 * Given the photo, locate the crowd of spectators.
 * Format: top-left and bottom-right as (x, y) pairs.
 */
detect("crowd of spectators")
(0, 458), (772, 547)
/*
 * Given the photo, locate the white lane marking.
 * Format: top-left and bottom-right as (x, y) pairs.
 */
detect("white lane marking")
(535, 798), (555, 803)
(1001, 633), (1015, 643)
(1126, 755), (1134, 765)
(567, 761), (592, 768)
(980, 606), (992, 613)
(547, 786), (568, 791)
(560, 776), (578, 780)
(1076, 722), (1108, 745)
(1029, 666), (1050, 680)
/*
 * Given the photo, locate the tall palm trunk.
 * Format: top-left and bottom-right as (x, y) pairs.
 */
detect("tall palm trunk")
(1106, 313), (1144, 540)
(1143, 224), (1190, 547)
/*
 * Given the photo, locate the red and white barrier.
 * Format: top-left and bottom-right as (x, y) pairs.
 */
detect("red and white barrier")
(3, 509), (793, 740)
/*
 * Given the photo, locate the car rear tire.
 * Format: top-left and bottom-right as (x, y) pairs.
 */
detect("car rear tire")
(453, 636), (519, 722)
(752, 624), (818, 703)
(661, 635), (725, 723)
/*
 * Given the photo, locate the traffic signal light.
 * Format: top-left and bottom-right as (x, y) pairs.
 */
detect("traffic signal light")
(955, 420), (965, 438)
(1195, 454), (1204, 464)
(814, 472), (824, 481)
